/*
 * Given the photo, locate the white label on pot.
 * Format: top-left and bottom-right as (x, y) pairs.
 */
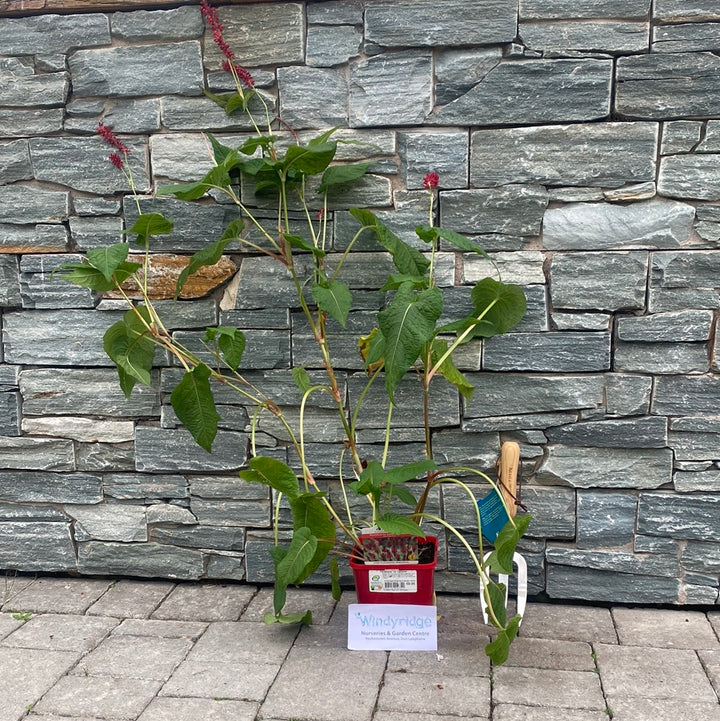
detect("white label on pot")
(368, 569), (418, 593)
(348, 603), (437, 651)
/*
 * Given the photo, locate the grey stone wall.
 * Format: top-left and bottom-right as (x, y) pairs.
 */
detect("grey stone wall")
(0, 0), (719, 605)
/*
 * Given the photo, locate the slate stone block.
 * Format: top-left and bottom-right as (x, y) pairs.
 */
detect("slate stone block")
(0, 436), (75, 472)
(204, 4), (304, 68)
(0, 521), (76, 572)
(1, 224), (69, 254)
(648, 287), (720, 313)
(365, 0), (517, 46)
(0, 108), (64, 138)
(349, 51), (432, 127)
(190, 499), (271, 528)
(20, 368), (160, 418)
(398, 131), (468, 190)
(638, 492), (720, 541)
(0, 256), (21, 307)
(520, 0), (651, 19)
(522, 485), (576, 539)
(431, 430), (499, 473)
(618, 310), (714, 342)
(669, 417), (720, 462)
(0, 392), (20, 436)
(483, 332), (611, 372)
(69, 504), (148, 542)
(463, 373), (604, 418)
(577, 491), (637, 549)
(1, 73), (68, 108)
(70, 42), (204, 98)
(550, 251), (648, 311)
(306, 24), (361, 67)
(674, 470), (720, 493)
(111, 7), (202, 40)
(652, 250), (720, 288)
(0, 13), (110, 54)
(536, 446), (673, 489)
(616, 52), (720, 119)
(278, 66), (348, 129)
(135, 427), (248, 473)
(0, 471), (102, 504)
(441, 187), (548, 236)
(544, 198), (693, 250)
(521, 20), (649, 54)
(471, 122), (657, 189)
(430, 59), (612, 126)
(0, 140), (31, 183)
(658, 154), (720, 201)
(435, 48), (502, 105)
(78, 541), (203, 579)
(307, 1), (363, 24)
(653, 22), (720, 53)
(150, 524), (244, 552)
(661, 120), (703, 154)
(682, 541), (720, 574)
(547, 546), (680, 578)
(614, 341), (710, 374)
(652, 375), (720, 415)
(30, 137), (150, 194)
(0, 186), (69, 225)
(547, 417), (667, 449)
(104, 473), (188, 500)
(654, 0), (720, 21)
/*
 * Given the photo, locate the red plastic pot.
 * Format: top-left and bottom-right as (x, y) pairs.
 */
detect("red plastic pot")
(350, 535), (438, 605)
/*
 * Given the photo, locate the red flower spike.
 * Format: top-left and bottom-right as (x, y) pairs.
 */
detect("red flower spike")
(96, 123), (130, 155)
(222, 60), (255, 88)
(109, 152), (124, 170)
(423, 172), (439, 190)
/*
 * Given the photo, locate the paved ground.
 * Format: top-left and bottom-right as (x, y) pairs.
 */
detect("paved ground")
(0, 575), (719, 721)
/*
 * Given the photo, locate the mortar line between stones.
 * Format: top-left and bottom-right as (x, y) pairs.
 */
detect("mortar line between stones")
(368, 650), (390, 721)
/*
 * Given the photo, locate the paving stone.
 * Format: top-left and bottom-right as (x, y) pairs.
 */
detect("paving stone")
(612, 607), (719, 649)
(518, 604), (617, 644)
(378, 673), (491, 717)
(150, 582), (256, 622)
(34, 676), (162, 720)
(73, 634), (193, 680)
(0, 577), (111, 615)
(241, 586), (337, 624)
(1, 614), (117, 652)
(87, 579), (174, 618)
(374, 713), (488, 721)
(0, 647), (81, 721)
(492, 666), (605, 709)
(494, 707), (606, 721)
(112, 618), (208, 639)
(607, 697), (720, 721)
(594, 644), (717, 701)
(137, 697), (258, 721)
(698, 648), (720, 696)
(504, 637), (596, 671)
(388, 633), (491, 676)
(0, 612), (23, 641)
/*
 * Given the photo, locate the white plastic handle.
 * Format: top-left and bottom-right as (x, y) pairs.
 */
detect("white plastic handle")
(480, 551), (527, 626)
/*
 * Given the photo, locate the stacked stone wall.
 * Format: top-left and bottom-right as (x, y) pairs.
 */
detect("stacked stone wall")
(0, 0), (719, 604)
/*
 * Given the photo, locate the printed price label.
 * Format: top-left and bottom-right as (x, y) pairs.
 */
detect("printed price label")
(368, 569), (418, 593)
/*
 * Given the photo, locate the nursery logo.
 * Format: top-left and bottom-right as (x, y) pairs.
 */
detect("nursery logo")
(354, 610), (433, 631)
(348, 604), (438, 651)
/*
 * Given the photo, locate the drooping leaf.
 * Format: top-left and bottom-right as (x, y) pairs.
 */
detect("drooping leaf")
(206, 132), (233, 165)
(380, 273), (428, 292)
(378, 283), (443, 399)
(375, 512), (425, 538)
(204, 326), (246, 370)
(389, 484), (418, 507)
(414, 225), (438, 243)
(264, 610), (313, 626)
(433, 227), (491, 258)
(485, 614), (521, 665)
(239, 456), (301, 499)
(317, 162), (372, 193)
(348, 207), (377, 228)
(484, 579), (508, 629)
(86, 243), (130, 282)
(103, 307), (156, 396)
(268, 544), (288, 617)
(291, 367), (312, 394)
(375, 223), (430, 277)
(126, 213), (174, 246)
(290, 493), (336, 584)
(175, 236), (234, 299)
(284, 234), (325, 258)
(312, 279), (352, 328)
(330, 557), (342, 601)
(470, 278), (527, 337)
(283, 142), (337, 175)
(487, 514), (532, 575)
(169, 363), (219, 453)
(275, 527), (318, 586)
(431, 339), (475, 401)
(238, 135), (275, 155)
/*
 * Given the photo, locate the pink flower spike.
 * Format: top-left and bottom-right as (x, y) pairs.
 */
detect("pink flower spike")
(423, 172), (439, 190)
(96, 123), (130, 155)
(109, 152), (124, 170)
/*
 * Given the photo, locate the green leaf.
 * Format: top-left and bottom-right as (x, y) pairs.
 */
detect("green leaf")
(375, 222), (430, 277)
(431, 339), (475, 401)
(175, 236), (234, 299)
(276, 527), (318, 586)
(378, 284), (443, 399)
(86, 243), (130, 282)
(485, 615), (521, 665)
(317, 162), (372, 193)
(204, 326), (246, 370)
(238, 135), (275, 155)
(283, 142), (337, 175)
(103, 307), (156, 395)
(348, 207), (377, 228)
(484, 579), (508, 628)
(375, 513), (426, 538)
(414, 225), (438, 243)
(308, 127), (340, 146)
(488, 515), (532, 575)
(433, 227), (491, 258)
(380, 273), (428, 292)
(383, 459), (437, 485)
(470, 278), (527, 337)
(269, 545), (288, 616)
(312, 279), (352, 328)
(225, 90), (254, 115)
(330, 557), (342, 601)
(291, 367), (312, 394)
(126, 213), (174, 245)
(290, 493), (335, 584)
(390, 485), (418, 507)
(264, 610), (313, 626)
(285, 234), (325, 258)
(59, 264), (118, 292)
(239, 456), (300, 499)
(206, 133), (233, 165)
(169, 364), (219, 453)
(201, 88), (233, 111)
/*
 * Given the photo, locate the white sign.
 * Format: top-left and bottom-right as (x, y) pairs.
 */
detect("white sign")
(347, 603), (438, 651)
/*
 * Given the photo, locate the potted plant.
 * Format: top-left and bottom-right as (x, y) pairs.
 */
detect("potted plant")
(59, 0), (530, 664)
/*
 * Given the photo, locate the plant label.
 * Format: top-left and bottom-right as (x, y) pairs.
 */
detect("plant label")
(347, 603), (438, 651)
(477, 489), (511, 542)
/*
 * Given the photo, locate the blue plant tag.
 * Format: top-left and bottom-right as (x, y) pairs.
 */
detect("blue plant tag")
(477, 490), (511, 543)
